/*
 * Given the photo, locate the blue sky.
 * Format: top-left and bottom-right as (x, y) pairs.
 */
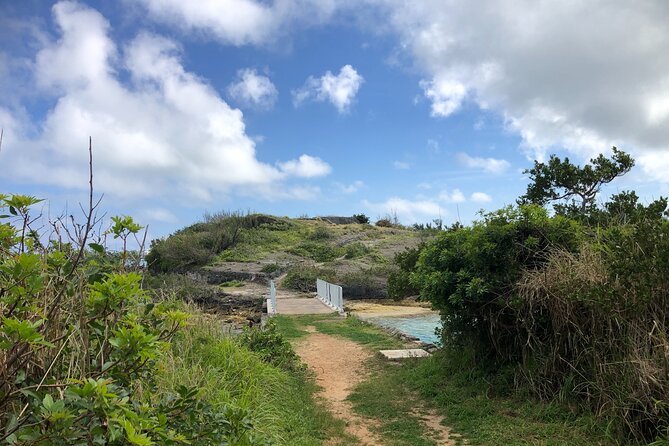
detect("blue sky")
(2, 1), (669, 239)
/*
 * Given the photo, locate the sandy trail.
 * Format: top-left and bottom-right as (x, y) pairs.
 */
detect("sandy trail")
(294, 325), (455, 446)
(295, 327), (382, 445)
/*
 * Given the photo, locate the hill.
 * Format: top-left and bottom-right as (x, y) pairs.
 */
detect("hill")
(145, 214), (428, 321)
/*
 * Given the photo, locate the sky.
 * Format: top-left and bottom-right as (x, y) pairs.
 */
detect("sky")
(1, 0), (669, 239)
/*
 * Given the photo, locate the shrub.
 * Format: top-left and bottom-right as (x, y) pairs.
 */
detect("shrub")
(308, 226), (333, 241)
(388, 245), (422, 300)
(238, 320), (301, 372)
(260, 263), (281, 274)
(0, 194), (261, 444)
(288, 240), (342, 262)
(375, 218), (393, 227)
(281, 265), (336, 292)
(353, 213), (370, 224)
(344, 242), (370, 259)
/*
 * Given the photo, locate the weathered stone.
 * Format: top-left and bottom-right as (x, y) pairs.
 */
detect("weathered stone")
(379, 349), (431, 360)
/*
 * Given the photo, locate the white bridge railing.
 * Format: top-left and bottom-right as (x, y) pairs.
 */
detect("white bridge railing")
(267, 280), (277, 315)
(316, 279), (344, 313)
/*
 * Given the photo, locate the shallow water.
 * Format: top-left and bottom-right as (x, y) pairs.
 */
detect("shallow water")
(368, 313), (442, 345)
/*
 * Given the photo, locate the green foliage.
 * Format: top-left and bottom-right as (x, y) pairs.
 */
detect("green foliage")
(375, 218), (393, 228)
(238, 321), (301, 372)
(0, 194), (264, 445)
(281, 265), (336, 292)
(353, 214), (370, 224)
(260, 263), (281, 274)
(387, 245), (423, 300)
(287, 241), (342, 262)
(408, 149), (669, 443)
(147, 212), (281, 272)
(343, 242), (370, 259)
(412, 205), (583, 359)
(520, 147), (634, 214)
(220, 280), (245, 288)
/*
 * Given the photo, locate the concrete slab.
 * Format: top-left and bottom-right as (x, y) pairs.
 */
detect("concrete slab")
(276, 297), (336, 315)
(379, 349), (431, 360)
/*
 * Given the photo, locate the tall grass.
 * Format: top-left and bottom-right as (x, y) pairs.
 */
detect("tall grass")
(155, 311), (350, 445)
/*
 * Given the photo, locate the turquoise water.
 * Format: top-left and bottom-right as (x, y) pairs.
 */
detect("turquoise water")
(368, 313), (442, 345)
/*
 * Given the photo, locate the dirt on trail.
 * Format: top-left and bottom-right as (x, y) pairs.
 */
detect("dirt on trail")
(295, 327), (381, 445)
(294, 326), (455, 446)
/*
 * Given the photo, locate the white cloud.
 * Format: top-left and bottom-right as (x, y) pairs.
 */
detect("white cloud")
(419, 76), (467, 117)
(381, 0), (669, 176)
(336, 180), (365, 194)
(471, 192), (492, 203)
(142, 207), (178, 223)
(1, 2), (327, 202)
(227, 68), (278, 109)
(134, 0), (352, 47)
(363, 197), (442, 223)
(277, 154), (332, 178)
(292, 65), (364, 113)
(438, 189), (466, 203)
(456, 152), (510, 174)
(393, 160), (410, 170)
(417, 182), (432, 190)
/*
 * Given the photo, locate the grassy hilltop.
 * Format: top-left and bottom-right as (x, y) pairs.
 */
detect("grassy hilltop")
(147, 213), (427, 298)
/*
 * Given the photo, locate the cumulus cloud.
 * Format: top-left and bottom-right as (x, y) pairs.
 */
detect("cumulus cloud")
(227, 68), (278, 109)
(277, 154), (331, 178)
(456, 152), (510, 174)
(0, 2), (328, 202)
(381, 0), (669, 174)
(471, 192), (492, 203)
(134, 0), (352, 46)
(438, 189), (466, 203)
(292, 65), (364, 113)
(363, 197), (442, 223)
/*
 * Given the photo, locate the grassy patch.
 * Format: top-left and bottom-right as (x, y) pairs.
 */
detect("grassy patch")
(220, 279), (245, 287)
(158, 312), (353, 445)
(276, 313), (610, 446)
(401, 351), (611, 445)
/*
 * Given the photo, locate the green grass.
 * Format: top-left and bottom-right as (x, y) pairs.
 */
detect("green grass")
(400, 351), (611, 445)
(219, 279), (245, 287)
(275, 313), (612, 446)
(157, 312), (354, 445)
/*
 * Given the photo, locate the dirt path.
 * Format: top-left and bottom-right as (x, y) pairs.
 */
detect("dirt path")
(294, 326), (455, 446)
(295, 327), (382, 445)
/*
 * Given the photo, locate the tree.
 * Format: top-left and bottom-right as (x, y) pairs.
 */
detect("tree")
(353, 213), (370, 224)
(519, 147), (634, 214)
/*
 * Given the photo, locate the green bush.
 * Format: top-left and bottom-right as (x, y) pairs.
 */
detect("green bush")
(281, 265), (336, 292)
(344, 242), (370, 259)
(0, 194), (262, 444)
(260, 263), (281, 274)
(238, 320), (301, 372)
(388, 245), (423, 299)
(308, 226), (333, 241)
(288, 240), (342, 262)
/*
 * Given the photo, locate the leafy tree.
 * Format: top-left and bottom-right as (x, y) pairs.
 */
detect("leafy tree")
(520, 147), (634, 214)
(353, 213), (370, 224)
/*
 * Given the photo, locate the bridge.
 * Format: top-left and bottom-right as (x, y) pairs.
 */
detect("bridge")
(267, 279), (344, 315)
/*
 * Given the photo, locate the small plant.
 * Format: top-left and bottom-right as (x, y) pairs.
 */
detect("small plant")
(282, 265), (336, 292)
(344, 242), (370, 259)
(261, 263), (281, 274)
(238, 320), (301, 372)
(353, 213), (370, 224)
(308, 226), (332, 240)
(220, 279), (245, 287)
